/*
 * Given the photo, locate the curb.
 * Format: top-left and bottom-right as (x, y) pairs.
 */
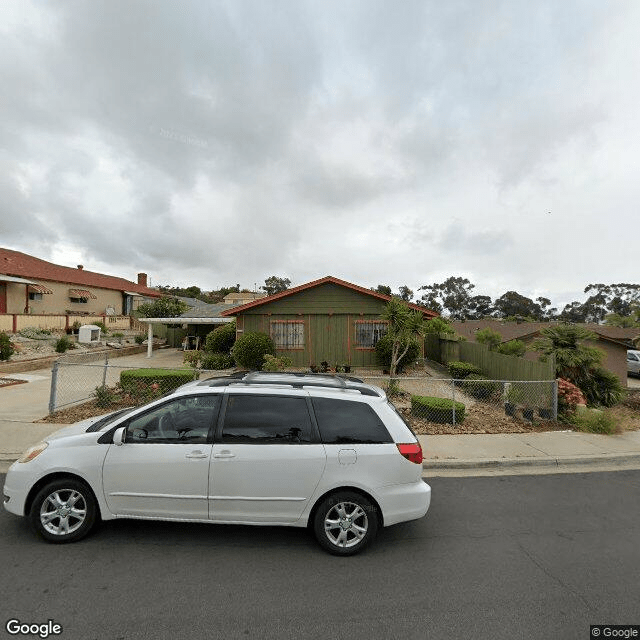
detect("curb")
(423, 452), (640, 470)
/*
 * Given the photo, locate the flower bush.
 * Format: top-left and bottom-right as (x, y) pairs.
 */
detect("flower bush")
(557, 378), (586, 414)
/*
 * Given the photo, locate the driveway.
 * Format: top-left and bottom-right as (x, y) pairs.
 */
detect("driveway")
(628, 376), (640, 389)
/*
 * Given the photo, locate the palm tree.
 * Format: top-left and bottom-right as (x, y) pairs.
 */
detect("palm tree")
(532, 325), (603, 385)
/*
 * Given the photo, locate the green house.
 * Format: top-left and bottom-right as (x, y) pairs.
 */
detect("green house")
(221, 276), (438, 368)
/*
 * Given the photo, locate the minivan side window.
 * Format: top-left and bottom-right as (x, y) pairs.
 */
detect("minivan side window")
(311, 397), (393, 444)
(125, 395), (219, 444)
(221, 395), (313, 443)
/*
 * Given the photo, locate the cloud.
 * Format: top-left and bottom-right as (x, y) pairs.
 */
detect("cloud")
(1, 0), (639, 309)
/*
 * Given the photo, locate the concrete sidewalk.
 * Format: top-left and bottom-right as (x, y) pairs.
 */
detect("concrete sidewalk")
(2, 349), (640, 475)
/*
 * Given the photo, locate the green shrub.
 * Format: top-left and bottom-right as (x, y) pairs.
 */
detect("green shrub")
(0, 332), (15, 361)
(120, 368), (197, 401)
(205, 321), (236, 353)
(460, 374), (502, 401)
(201, 352), (235, 370)
(496, 340), (527, 357)
(19, 327), (51, 340)
(93, 385), (116, 408)
(55, 336), (75, 353)
(134, 335), (144, 345)
(262, 354), (292, 371)
(570, 409), (617, 434)
(411, 396), (466, 423)
(447, 361), (482, 379)
(183, 351), (201, 368)
(579, 366), (624, 408)
(231, 332), (276, 370)
(375, 334), (421, 373)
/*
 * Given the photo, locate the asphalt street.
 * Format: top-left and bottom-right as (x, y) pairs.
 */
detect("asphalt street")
(1, 471), (639, 640)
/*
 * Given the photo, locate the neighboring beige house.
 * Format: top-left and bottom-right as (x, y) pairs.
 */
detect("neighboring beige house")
(0, 248), (160, 317)
(451, 319), (640, 386)
(222, 291), (266, 305)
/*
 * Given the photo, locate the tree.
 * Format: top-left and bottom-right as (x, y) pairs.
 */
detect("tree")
(424, 317), (455, 336)
(467, 295), (494, 319)
(373, 284), (392, 296)
(419, 277), (476, 318)
(530, 325), (622, 406)
(135, 297), (189, 318)
(380, 298), (428, 378)
(475, 328), (502, 350)
(261, 276), (291, 296)
(493, 291), (543, 319)
(397, 285), (413, 302)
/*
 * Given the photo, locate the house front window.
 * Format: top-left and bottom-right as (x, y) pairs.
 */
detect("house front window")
(29, 292), (43, 301)
(355, 320), (388, 348)
(270, 321), (305, 349)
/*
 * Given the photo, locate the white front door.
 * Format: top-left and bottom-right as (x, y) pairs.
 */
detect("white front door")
(209, 394), (326, 523)
(103, 395), (219, 519)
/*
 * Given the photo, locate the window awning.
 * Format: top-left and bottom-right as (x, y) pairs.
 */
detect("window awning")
(0, 274), (37, 285)
(28, 283), (53, 294)
(123, 291), (143, 297)
(69, 288), (97, 299)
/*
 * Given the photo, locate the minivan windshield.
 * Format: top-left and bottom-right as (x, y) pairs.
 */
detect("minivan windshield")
(85, 407), (136, 432)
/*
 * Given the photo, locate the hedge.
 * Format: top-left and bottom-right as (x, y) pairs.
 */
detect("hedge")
(460, 374), (503, 401)
(410, 395), (466, 424)
(231, 332), (276, 370)
(120, 368), (197, 396)
(447, 361), (482, 380)
(201, 352), (235, 370)
(205, 321), (236, 353)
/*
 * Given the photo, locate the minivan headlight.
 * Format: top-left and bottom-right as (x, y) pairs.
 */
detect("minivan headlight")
(17, 442), (48, 463)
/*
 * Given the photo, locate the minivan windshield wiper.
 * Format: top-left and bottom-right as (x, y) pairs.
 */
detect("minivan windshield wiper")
(85, 407), (135, 432)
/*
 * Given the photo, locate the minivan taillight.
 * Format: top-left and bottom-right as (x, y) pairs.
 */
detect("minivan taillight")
(397, 443), (423, 464)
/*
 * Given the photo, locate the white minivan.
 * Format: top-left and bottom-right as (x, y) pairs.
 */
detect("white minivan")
(628, 350), (640, 377)
(3, 372), (431, 556)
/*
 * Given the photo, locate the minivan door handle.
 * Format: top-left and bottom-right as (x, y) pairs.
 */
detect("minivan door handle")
(185, 450), (208, 459)
(213, 450), (236, 459)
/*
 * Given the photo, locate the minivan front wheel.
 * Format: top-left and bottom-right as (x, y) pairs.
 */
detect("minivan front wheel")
(29, 479), (97, 543)
(313, 491), (378, 556)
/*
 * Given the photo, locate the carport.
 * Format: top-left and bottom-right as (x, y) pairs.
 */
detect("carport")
(139, 317), (233, 358)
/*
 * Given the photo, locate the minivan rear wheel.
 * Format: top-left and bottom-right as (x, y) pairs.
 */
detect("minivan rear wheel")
(313, 491), (378, 556)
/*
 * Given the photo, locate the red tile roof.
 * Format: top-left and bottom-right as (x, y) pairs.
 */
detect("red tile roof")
(0, 248), (160, 297)
(220, 275), (439, 317)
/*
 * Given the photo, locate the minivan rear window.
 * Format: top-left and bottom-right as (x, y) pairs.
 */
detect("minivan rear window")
(311, 397), (392, 444)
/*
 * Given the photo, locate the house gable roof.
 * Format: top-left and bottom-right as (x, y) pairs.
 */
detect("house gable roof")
(0, 248), (160, 298)
(450, 319), (640, 347)
(220, 276), (438, 317)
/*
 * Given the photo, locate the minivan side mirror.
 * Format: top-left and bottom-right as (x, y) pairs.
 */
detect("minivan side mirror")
(113, 426), (126, 446)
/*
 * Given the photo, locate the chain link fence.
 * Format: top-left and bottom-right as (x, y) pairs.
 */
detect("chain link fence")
(48, 360), (557, 426)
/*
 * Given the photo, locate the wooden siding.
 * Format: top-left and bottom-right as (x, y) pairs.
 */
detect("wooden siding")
(240, 283), (387, 316)
(240, 312), (384, 367)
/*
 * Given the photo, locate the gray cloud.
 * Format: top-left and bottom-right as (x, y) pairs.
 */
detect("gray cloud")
(1, 0), (638, 307)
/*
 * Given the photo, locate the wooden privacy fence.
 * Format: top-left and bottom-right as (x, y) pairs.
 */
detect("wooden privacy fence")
(424, 334), (555, 381)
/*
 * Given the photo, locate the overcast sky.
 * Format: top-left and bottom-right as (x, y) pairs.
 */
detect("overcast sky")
(1, 0), (638, 308)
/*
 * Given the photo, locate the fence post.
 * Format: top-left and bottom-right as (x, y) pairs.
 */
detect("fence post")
(451, 379), (456, 426)
(102, 353), (109, 388)
(552, 379), (558, 420)
(48, 362), (59, 414)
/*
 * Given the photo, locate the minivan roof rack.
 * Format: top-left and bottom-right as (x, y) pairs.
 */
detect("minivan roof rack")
(196, 371), (381, 397)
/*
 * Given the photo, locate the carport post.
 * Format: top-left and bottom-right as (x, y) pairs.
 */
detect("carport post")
(147, 322), (153, 358)
(48, 362), (59, 414)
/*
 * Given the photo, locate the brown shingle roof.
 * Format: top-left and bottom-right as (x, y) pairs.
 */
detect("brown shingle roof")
(0, 248), (160, 297)
(451, 319), (640, 345)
